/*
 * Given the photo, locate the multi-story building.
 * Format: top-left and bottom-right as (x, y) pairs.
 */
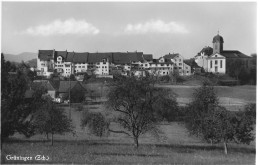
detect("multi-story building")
(163, 53), (191, 76)
(37, 50), (191, 77)
(149, 57), (174, 76)
(37, 50), (55, 77)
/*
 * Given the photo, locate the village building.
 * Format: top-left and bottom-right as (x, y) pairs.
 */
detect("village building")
(37, 50), (192, 77)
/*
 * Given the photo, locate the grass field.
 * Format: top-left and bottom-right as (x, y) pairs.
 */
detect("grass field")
(2, 102), (256, 164)
(1, 83), (256, 164)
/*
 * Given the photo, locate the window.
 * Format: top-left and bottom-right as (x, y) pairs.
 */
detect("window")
(179, 59), (181, 62)
(215, 55), (217, 57)
(145, 64), (148, 67)
(82, 66), (85, 68)
(102, 59), (106, 64)
(179, 63), (182, 66)
(41, 68), (44, 72)
(215, 60), (218, 65)
(220, 60), (222, 68)
(161, 64), (163, 66)
(210, 61), (212, 68)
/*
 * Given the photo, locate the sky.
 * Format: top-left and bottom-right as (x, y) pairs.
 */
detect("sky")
(1, 2), (257, 59)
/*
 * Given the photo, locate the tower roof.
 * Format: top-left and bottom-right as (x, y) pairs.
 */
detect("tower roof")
(212, 34), (224, 43)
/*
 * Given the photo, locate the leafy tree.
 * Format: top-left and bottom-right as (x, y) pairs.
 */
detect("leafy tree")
(81, 111), (108, 137)
(227, 59), (246, 80)
(185, 81), (219, 137)
(1, 54), (47, 139)
(105, 75), (177, 147)
(32, 96), (74, 145)
(203, 106), (255, 154)
(185, 83), (255, 154)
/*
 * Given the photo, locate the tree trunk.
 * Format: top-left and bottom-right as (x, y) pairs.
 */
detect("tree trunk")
(134, 137), (139, 148)
(51, 133), (54, 146)
(223, 141), (228, 155)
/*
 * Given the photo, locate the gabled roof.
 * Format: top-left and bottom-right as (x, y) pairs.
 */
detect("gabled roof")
(38, 50), (54, 61)
(58, 81), (83, 93)
(88, 53), (113, 63)
(73, 52), (88, 63)
(209, 53), (226, 58)
(32, 80), (56, 91)
(163, 53), (179, 59)
(54, 51), (67, 62)
(143, 54), (153, 61)
(66, 52), (75, 62)
(221, 50), (250, 59)
(199, 46), (213, 56)
(112, 52), (144, 64)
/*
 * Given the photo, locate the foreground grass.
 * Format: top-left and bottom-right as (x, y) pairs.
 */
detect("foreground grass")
(2, 121), (255, 164)
(2, 140), (255, 164)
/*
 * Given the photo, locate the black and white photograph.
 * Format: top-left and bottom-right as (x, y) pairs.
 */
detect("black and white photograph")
(1, 1), (257, 164)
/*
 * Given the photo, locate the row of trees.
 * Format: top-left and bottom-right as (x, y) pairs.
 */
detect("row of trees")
(81, 75), (255, 154)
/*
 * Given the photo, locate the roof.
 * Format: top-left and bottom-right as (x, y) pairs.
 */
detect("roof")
(212, 34), (224, 43)
(163, 53), (179, 59)
(58, 81), (81, 93)
(221, 50), (250, 59)
(38, 50), (54, 61)
(199, 46), (213, 56)
(40, 50), (146, 64)
(66, 52), (75, 62)
(143, 54), (153, 61)
(88, 53), (113, 63)
(32, 80), (56, 91)
(54, 51), (67, 62)
(73, 52), (88, 63)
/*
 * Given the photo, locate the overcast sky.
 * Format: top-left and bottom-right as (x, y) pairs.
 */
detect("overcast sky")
(1, 2), (257, 58)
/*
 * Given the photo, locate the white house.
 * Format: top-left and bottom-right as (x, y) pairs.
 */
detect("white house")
(207, 53), (226, 73)
(37, 50), (55, 77)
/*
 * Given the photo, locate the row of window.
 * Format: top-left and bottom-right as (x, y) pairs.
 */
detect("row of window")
(97, 66), (108, 69)
(151, 64), (173, 67)
(210, 60), (223, 68)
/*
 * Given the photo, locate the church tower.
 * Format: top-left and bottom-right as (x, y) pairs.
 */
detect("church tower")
(212, 32), (224, 54)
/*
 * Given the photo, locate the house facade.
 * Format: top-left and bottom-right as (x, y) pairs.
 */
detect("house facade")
(163, 53), (191, 76)
(37, 50), (55, 77)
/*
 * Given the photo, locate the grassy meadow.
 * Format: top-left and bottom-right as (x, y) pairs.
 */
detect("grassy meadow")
(1, 84), (256, 164)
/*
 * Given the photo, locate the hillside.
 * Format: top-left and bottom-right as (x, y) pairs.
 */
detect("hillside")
(4, 52), (37, 63)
